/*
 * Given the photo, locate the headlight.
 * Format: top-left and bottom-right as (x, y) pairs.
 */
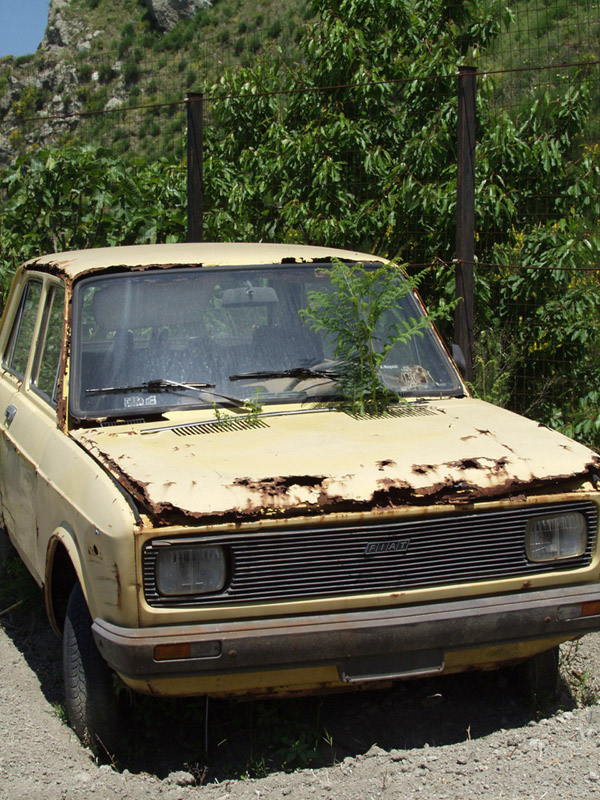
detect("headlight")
(526, 512), (587, 562)
(155, 545), (227, 595)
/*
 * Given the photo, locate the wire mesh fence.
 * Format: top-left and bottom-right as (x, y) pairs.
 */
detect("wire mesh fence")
(474, 0), (600, 429)
(1, 1), (600, 442)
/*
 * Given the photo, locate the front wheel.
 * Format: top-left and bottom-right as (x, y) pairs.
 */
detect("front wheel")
(516, 645), (560, 704)
(0, 527), (11, 577)
(63, 582), (128, 755)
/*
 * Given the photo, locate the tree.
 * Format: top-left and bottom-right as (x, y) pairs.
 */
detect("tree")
(0, 144), (186, 287)
(2, 0), (600, 443)
(202, 0), (600, 443)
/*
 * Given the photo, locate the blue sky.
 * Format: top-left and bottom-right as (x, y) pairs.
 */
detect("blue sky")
(0, 0), (50, 58)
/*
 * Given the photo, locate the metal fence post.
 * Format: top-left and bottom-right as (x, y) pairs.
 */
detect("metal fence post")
(455, 66), (476, 381)
(186, 92), (204, 242)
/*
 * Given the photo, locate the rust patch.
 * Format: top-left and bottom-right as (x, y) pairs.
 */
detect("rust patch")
(234, 475), (327, 497)
(448, 458), (482, 470)
(72, 436), (600, 529)
(412, 464), (434, 475)
(57, 280), (72, 431)
(27, 258), (73, 281)
(377, 460), (396, 470)
(469, 428), (517, 455)
(412, 456), (509, 474)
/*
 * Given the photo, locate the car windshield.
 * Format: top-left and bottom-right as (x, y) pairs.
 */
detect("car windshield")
(70, 263), (462, 419)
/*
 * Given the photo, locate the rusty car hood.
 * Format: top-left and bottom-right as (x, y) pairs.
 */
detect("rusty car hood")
(70, 398), (600, 524)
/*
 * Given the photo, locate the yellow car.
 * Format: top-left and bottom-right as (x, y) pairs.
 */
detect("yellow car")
(1, 242), (599, 752)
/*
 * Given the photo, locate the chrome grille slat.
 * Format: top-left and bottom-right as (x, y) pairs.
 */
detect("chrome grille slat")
(142, 500), (597, 608)
(231, 549), (526, 574)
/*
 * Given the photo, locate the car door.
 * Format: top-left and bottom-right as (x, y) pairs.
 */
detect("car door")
(0, 275), (66, 580)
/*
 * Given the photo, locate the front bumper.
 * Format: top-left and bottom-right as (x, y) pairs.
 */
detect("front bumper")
(93, 583), (600, 685)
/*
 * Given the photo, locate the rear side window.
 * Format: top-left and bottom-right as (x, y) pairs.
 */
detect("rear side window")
(3, 280), (43, 378)
(31, 284), (66, 405)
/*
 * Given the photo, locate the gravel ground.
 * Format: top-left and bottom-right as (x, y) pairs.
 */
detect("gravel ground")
(1, 591), (599, 800)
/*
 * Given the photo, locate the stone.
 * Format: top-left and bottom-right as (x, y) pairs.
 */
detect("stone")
(166, 770), (196, 787)
(144, 0), (213, 32)
(104, 97), (123, 112)
(41, 0), (84, 49)
(365, 744), (386, 758)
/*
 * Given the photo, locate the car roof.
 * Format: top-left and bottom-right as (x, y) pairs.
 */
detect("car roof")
(25, 242), (387, 280)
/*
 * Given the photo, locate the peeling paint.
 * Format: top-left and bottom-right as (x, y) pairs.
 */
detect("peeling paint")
(413, 464), (434, 475)
(69, 397), (600, 528)
(74, 452), (600, 527)
(234, 475), (328, 496)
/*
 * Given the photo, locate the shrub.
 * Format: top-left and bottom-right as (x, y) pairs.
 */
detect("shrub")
(123, 61), (141, 84)
(98, 64), (116, 83)
(77, 64), (93, 82)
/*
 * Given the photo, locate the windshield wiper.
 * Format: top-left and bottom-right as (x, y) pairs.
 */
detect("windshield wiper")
(85, 378), (246, 407)
(229, 367), (340, 382)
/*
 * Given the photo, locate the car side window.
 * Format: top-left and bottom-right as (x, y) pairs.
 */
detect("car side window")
(31, 284), (66, 405)
(3, 279), (43, 379)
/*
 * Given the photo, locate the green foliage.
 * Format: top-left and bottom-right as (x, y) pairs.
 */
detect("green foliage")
(0, 537), (42, 617)
(211, 389), (264, 427)
(203, 0), (512, 253)
(201, 0), (600, 445)
(123, 60), (141, 84)
(98, 64), (116, 83)
(77, 63), (94, 82)
(2, 0), (600, 445)
(267, 19), (283, 38)
(482, 204), (600, 439)
(0, 144), (186, 287)
(300, 259), (440, 415)
(118, 23), (136, 58)
(13, 85), (45, 118)
(470, 325), (518, 407)
(561, 642), (600, 707)
(235, 700), (328, 775)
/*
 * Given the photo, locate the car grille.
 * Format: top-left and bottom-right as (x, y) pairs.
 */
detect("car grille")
(142, 500), (597, 608)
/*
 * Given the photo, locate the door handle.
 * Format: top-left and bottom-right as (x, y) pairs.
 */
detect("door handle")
(4, 405), (17, 427)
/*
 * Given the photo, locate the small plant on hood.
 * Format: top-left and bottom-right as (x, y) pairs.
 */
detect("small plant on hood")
(300, 259), (447, 416)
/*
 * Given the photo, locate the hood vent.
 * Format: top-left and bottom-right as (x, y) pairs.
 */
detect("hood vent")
(172, 418), (269, 436)
(349, 406), (437, 421)
(101, 417), (146, 427)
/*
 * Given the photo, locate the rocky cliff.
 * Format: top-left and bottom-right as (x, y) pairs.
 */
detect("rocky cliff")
(143, 0), (213, 31)
(42, 0), (215, 48)
(0, 0), (304, 168)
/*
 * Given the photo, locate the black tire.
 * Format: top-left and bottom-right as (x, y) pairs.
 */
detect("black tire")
(63, 582), (128, 755)
(0, 528), (10, 577)
(517, 645), (560, 704)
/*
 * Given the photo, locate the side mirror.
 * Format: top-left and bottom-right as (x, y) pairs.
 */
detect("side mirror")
(451, 343), (467, 378)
